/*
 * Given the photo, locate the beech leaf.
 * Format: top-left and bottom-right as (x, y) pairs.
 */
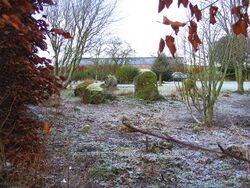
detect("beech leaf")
(164, 0), (173, 8)
(232, 19), (248, 37)
(188, 21), (201, 51)
(51, 28), (73, 39)
(159, 38), (165, 53)
(158, 0), (165, 13)
(178, 0), (189, 8)
(231, 6), (242, 17)
(242, 0), (249, 7)
(43, 120), (50, 134)
(209, 6), (218, 25)
(189, 3), (202, 22)
(163, 16), (186, 35)
(165, 35), (176, 58)
(2, 0), (11, 8)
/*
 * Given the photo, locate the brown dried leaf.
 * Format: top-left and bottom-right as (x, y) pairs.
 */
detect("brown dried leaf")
(163, 16), (186, 34)
(158, 0), (165, 13)
(159, 38), (165, 53)
(189, 3), (202, 22)
(20, 2), (35, 13)
(231, 6), (242, 17)
(243, 13), (250, 24)
(164, 0), (173, 8)
(165, 35), (176, 58)
(163, 16), (171, 25)
(242, 0), (249, 7)
(188, 21), (201, 51)
(209, 6), (218, 25)
(2, 14), (23, 30)
(232, 19), (248, 37)
(189, 21), (197, 33)
(50, 28), (73, 39)
(43, 120), (50, 134)
(178, 0), (189, 8)
(2, 0), (11, 7)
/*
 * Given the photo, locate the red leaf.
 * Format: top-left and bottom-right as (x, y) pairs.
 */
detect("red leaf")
(43, 120), (50, 134)
(243, 13), (250, 24)
(209, 6), (218, 25)
(188, 21), (201, 51)
(165, 35), (176, 58)
(164, 0), (173, 8)
(51, 28), (73, 39)
(20, 2), (35, 13)
(178, 0), (189, 8)
(2, 0), (11, 8)
(59, 75), (66, 81)
(242, 0), (249, 7)
(189, 21), (197, 33)
(189, 3), (202, 22)
(158, 0), (165, 13)
(159, 38), (165, 53)
(163, 16), (171, 25)
(231, 6), (242, 17)
(232, 19), (248, 37)
(163, 16), (186, 34)
(2, 14), (23, 31)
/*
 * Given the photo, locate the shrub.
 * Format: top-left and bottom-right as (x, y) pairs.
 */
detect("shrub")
(116, 65), (140, 84)
(134, 71), (160, 100)
(151, 53), (171, 84)
(183, 79), (196, 91)
(152, 69), (173, 81)
(0, 0), (61, 185)
(71, 68), (96, 81)
(82, 82), (106, 104)
(72, 64), (120, 81)
(104, 74), (117, 90)
(74, 79), (95, 97)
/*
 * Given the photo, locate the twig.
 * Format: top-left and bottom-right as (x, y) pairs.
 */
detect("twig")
(122, 116), (250, 163)
(0, 96), (16, 130)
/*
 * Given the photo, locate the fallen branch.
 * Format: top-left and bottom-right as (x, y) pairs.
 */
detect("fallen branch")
(121, 116), (250, 164)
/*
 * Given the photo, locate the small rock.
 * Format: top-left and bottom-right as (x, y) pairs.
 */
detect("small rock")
(192, 124), (202, 133)
(223, 145), (249, 159)
(79, 125), (91, 133)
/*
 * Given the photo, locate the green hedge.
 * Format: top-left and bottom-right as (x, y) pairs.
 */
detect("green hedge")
(71, 64), (119, 81)
(116, 65), (140, 84)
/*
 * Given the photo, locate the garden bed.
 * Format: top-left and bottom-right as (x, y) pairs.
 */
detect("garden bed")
(37, 92), (250, 187)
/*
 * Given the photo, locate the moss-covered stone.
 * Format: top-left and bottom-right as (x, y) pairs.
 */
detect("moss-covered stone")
(104, 74), (117, 91)
(79, 124), (91, 133)
(82, 82), (106, 104)
(192, 124), (202, 133)
(74, 79), (95, 97)
(134, 71), (160, 100)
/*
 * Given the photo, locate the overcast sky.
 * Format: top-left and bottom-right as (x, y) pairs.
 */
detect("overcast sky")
(113, 0), (188, 57)
(39, 0), (189, 58)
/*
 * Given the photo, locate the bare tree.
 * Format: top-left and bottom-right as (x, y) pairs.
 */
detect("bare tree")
(179, 2), (234, 126)
(89, 36), (107, 81)
(105, 37), (135, 65)
(215, 0), (250, 93)
(46, 0), (117, 86)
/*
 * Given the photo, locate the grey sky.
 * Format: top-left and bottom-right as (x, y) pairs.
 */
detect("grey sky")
(113, 0), (187, 57)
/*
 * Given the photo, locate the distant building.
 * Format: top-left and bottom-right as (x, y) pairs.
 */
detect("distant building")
(80, 57), (185, 70)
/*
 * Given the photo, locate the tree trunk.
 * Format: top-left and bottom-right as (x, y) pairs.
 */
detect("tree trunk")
(205, 103), (214, 126)
(159, 73), (163, 86)
(236, 65), (244, 94)
(53, 54), (59, 76)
